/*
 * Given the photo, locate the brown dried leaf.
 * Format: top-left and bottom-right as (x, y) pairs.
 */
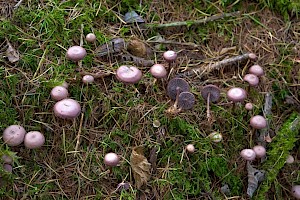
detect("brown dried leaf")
(6, 41), (20, 63)
(130, 146), (151, 189)
(219, 46), (236, 55)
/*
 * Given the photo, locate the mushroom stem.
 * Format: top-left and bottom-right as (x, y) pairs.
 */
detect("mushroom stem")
(206, 93), (212, 122)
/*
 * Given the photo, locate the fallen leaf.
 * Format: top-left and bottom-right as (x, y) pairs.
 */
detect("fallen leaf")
(219, 46), (236, 55)
(6, 41), (20, 63)
(264, 135), (272, 143)
(130, 146), (151, 189)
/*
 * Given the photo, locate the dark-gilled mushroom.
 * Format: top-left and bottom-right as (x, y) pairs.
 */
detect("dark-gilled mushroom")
(51, 86), (69, 101)
(178, 92), (195, 110)
(116, 65), (142, 84)
(201, 85), (220, 122)
(54, 99), (81, 119)
(3, 125), (26, 146)
(24, 131), (45, 149)
(66, 46), (87, 62)
(167, 78), (190, 100)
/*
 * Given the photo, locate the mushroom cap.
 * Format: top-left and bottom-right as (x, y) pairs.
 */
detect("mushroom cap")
(286, 155), (295, 164)
(178, 92), (195, 110)
(117, 182), (131, 192)
(150, 64), (167, 78)
(3, 164), (12, 173)
(201, 85), (221, 103)
(51, 86), (69, 101)
(292, 185), (300, 199)
(61, 81), (69, 89)
(208, 131), (223, 143)
(167, 78), (190, 100)
(104, 152), (120, 167)
(227, 87), (247, 103)
(116, 65), (142, 84)
(54, 98), (81, 119)
(2, 154), (13, 164)
(252, 145), (266, 158)
(86, 33), (96, 43)
(249, 65), (264, 77)
(240, 149), (256, 161)
(250, 115), (267, 129)
(163, 50), (177, 62)
(3, 125), (26, 146)
(82, 75), (95, 84)
(24, 131), (45, 149)
(66, 46), (87, 62)
(248, 53), (257, 61)
(245, 103), (253, 111)
(244, 74), (259, 86)
(186, 144), (195, 153)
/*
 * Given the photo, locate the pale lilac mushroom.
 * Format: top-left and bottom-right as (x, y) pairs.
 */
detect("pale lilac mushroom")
(245, 103), (253, 111)
(248, 53), (257, 61)
(116, 65), (142, 84)
(227, 87), (247, 103)
(66, 46), (87, 62)
(186, 144), (195, 153)
(150, 64), (167, 78)
(2, 154), (13, 164)
(243, 74), (259, 87)
(24, 131), (45, 149)
(250, 115), (267, 130)
(240, 149), (256, 161)
(104, 152), (120, 167)
(54, 98), (81, 119)
(86, 33), (96, 43)
(252, 145), (266, 158)
(3, 125), (26, 146)
(82, 75), (95, 84)
(249, 65), (264, 77)
(3, 164), (12, 173)
(163, 50), (177, 63)
(51, 86), (69, 101)
(167, 78), (190, 100)
(292, 185), (300, 199)
(286, 155), (295, 164)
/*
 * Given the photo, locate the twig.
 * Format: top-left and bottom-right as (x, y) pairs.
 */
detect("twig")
(147, 40), (199, 48)
(147, 11), (240, 28)
(258, 93), (272, 149)
(177, 53), (253, 78)
(74, 111), (84, 156)
(14, 0), (24, 9)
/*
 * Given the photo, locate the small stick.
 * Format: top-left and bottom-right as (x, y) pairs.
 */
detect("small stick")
(147, 40), (199, 48)
(74, 111), (84, 156)
(14, 0), (24, 9)
(258, 93), (272, 148)
(178, 53), (253, 78)
(147, 11), (240, 28)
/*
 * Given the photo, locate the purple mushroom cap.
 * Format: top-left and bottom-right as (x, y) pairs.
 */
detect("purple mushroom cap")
(54, 99), (81, 119)
(245, 103), (253, 111)
(116, 65), (142, 84)
(249, 65), (264, 77)
(163, 50), (177, 63)
(244, 74), (259, 86)
(248, 53), (257, 61)
(86, 33), (96, 43)
(240, 149), (256, 161)
(3, 125), (26, 146)
(250, 115), (267, 129)
(178, 92), (195, 110)
(2, 154), (13, 164)
(24, 131), (45, 149)
(3, 164), (12, 173)
(252, 145), (266, 158)
(51, 86), (69, 101)
(167, 78), (190, 100)
(104, 153), (120, 167)
(227, 87), (247, 103)
(82, 75), (95, 84)
(201, 85), (221, 103)
(150, 64), (167, 78)
(66, 46), (87, 62)
(292, 185), (300, 199)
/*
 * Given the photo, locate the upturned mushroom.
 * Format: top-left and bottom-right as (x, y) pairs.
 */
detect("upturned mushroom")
(53, 99), (81, 119)
(104, 152), (120, 167)
(51, 86), (69, 101)
(66, 46), (87, 62)
(177, 92), (195, 110)
(24, 131), (45, 149)
(201, 85), (220, 122)
(116, 65), (142, 84)
(3, 125), (26, 146)
(240, 149), (256, 161)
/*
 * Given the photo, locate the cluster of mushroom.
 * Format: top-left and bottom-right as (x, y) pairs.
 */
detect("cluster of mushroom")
(240, 145), (266, 161)
(1, 154), (13, 174)
(2, 125), (45, 149)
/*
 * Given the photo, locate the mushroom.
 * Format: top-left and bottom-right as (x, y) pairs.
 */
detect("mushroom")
(286, 155), (295, 164)
(51, 86), (69, 101)
(66, 46), (87, 62)
(227, 87), (247, 111)
(116, 182), (131, 192)
(54, 98), (81, 119)
(24, 131), (45, 149)
(186, 144), (195, 153)
(250, 115), (267, 130)
(82, 75), (95, 84)
(61, 81), (69, 89)
(201, 85), (220, 122)
(208, 131), (223, 143)
(244, 74), (259, 87)
(163, 50), (177, 76)
(178, 92), (195, 110)
(248, 53), (258, 61)
(3, 125), (26, 146)
(86, 33), (96, 43)
(245, 103), (253, 111)
(3, 164), (12, 173)
(292, 185), (300, 199)
(104, 153), (120, 167)
(249, 65), (264, 77)
(116, 65), (142, 84)
(252, 145), (266, 158)
(150, 64), (167, 79)
(240, 149), (256, 161)
(167, 78), (190, 100)
(1, 154), (13, 164)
